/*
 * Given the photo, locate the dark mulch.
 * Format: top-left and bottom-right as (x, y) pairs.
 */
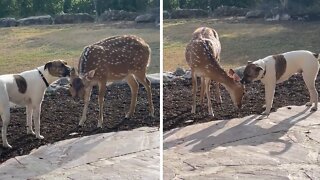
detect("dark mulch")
(164, 73), (320, 131)
(0, 83), (159, 163)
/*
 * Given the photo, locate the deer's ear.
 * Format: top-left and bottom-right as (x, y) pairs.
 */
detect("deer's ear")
(229, 69), (241, 82)
(70, 67), (77, 77)
(233, 73), (241, 82)
(228, 69), (235, 76)
(84, 69), (96, 80)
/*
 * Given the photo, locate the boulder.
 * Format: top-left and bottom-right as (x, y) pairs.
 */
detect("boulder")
(245, 10), (265, 18)
(213, 6), (248, 17)
(171, 9), (208, 19)
(135, 13), (155, 23)
(54, 13), (94, 24)
(163, 10), (171, 19)
(0, 18), (18, 27)
(18, 15), (53, 26)
(100, 10), (139, 21)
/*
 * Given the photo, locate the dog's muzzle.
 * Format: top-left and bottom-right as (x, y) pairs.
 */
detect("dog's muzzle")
(240, 78), (251, 85)
(63, 68), (71, 77)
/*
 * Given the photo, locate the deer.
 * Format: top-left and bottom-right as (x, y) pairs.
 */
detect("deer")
(185, 27), (245, 116)
(69, 35), (154, 128)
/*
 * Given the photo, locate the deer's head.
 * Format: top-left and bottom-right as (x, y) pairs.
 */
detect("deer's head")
(69, 68), (96, 101)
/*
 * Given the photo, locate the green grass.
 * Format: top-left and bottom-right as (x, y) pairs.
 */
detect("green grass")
(0, 22), (160, 74)
(164, 18), (320, 71)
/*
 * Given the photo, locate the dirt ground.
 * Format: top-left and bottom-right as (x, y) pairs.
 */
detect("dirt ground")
(164, 72), (320, 131)
(0, 83), (160, 163)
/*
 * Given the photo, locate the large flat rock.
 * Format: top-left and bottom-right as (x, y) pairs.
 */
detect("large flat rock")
(0, 127), (159, 180)
(164, 104), (320, 179)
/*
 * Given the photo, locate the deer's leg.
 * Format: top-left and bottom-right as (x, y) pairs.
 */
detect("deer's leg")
(134, 73), (155, 117)
(205, 78), (214, 116)
(97, 81), (106, 128)
(125, 74), (139, 118)
(214, 82), (222, 104)
(79, 86), (92, 126)
(191, 71), (197, 114)
(200, 77), (206, 104)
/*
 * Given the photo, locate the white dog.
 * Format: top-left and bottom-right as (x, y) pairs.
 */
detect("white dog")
(241, 50), (319, 115)
(0, 60), (71, 148)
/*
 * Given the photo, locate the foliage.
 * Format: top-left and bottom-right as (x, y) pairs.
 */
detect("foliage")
(0, 0), (159, 18)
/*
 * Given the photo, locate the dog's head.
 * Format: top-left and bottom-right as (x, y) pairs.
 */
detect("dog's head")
(44, 60), (71, 78)
(68, 68), (95, 101)
(240, 61), (264, 84)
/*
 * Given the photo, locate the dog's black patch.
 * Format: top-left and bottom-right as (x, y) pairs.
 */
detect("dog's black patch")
(13, 75), (27, 94)
(273, 54), (287, 80)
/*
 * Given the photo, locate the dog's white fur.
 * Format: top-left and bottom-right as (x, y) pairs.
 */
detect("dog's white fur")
(0, 66), (62, 148)
(250, 50), (319, 115)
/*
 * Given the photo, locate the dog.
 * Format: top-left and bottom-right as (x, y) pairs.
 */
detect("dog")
(0, 60), (71, 148)
(241, 50), (319, 115)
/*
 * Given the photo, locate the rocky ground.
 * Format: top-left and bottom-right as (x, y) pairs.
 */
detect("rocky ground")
(0, 83), (160, 163)
(164, 71), (320, 131)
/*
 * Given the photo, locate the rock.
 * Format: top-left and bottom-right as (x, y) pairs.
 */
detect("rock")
(171, 9), (208, 19)
(54, 13), (94, 24)
(164, 104), (320, 179)
(280, 13), (291, 21)
(18, 15), (53, 26)
(0, 18), (18, 27)
(245, 10), (265, 18)
(100, 10), (139, 21)
(135, 14), (155, 23)
(163, 10), (171, 19)
(213, 6), (248, 17)
(174, 67), (185, 76)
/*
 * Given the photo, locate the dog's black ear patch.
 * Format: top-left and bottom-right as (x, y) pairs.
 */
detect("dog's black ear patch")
(44, 62), (52, 70)
(13, 75), (27, 94)
(313, 53), (319, 59)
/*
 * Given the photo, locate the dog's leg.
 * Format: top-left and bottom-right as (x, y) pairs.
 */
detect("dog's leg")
(33, 104), (44, 139)
(205, 78), (214, 116)
(262, 83), (276, 115)
(26, 105), (35, 135)
(303, 72), (318, 111)
(79, 86), (93, 126)
(191, 71), (197, 114)
(1, 108), (11, 148)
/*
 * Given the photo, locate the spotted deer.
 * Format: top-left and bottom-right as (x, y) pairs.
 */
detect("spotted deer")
(69, 35), (154, 128)
(185, 27), (245, 116)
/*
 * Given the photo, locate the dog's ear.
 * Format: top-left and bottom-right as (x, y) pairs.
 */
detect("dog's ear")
(44, 62), (52, 70)
(255, 66), (263, 72)
(247, 61), (252, 65)
(61, 60), (67, 65)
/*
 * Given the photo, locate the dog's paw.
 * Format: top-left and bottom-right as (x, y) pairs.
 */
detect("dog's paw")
(27, 130), (35, 135)
(36, 135), (44, 139)
(306, 102), (312, 107)
(261, 110), (270, 116)
(311, 107), (317, 112)
(3, 143), (12, 149)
